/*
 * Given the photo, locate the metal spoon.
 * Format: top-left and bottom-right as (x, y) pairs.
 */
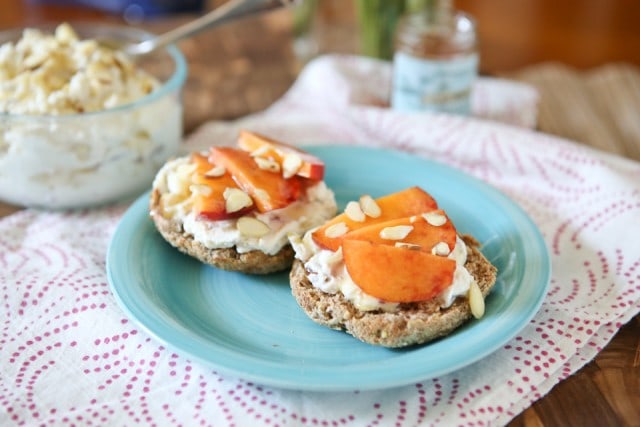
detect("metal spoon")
(107, 0), (297, 57)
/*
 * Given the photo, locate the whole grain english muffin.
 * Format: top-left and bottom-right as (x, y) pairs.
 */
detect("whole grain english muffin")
(288, 187), (498, 347)
(290, 235), (497, 347)
(149, 131), (337, 274)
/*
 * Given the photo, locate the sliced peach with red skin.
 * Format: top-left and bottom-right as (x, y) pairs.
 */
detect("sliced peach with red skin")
(237, 130), (325, 180)
(343, 239), (456, 303)
(209, 146), (303, 213)
(312, 186), (438, 251)
(342, 209), (457, 253)
(190, 153), (254, 220)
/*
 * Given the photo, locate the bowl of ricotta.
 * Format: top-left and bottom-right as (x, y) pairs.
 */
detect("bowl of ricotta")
(0, 23), (187, 209)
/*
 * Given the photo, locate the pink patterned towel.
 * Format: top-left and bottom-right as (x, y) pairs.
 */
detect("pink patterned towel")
(2, 55), (638, 426)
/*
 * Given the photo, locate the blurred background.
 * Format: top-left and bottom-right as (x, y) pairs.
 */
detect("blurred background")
(2, 0), (639, 157)
(4, 0), (640, 72)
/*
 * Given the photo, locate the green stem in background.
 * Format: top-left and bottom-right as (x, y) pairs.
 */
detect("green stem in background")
(292, 0), (318, 38)
(355, 0), (406, 60)
(409, 0), (451, 25)
(405, 0), (436, 14)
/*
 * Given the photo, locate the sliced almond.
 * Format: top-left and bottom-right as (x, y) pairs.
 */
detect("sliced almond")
(254, 157), (281, 173)
(189, 184), (212, 197)
(324, 222), (349, 238)
(379, 225), (413, 240)
(54, 22), (78, 44)
(162, 192), (188, 208)
(204, 165), (226, 178)
(468, 281), (485, 319)
(176, 162), (198, 177)
(344, 201), (365, 222)
(282, 153), (303, 178)
(236, 217), (270, 237)
(359, 195), (381, 218)
(422, 212), (447, 226)
(249, 145), (271, 157)
(394, 242), (421, 250)
(254, 188), (271, 202)
(431, 241), (451, 256)
(162, 192), (183, 204)
(223, 187), (253, 213)
(167, 171), (192, 195)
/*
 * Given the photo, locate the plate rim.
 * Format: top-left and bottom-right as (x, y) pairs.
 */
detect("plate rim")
(107, 144), (551, 391)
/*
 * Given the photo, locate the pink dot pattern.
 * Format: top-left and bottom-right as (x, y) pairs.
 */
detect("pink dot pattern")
(2, 56), (640, 426)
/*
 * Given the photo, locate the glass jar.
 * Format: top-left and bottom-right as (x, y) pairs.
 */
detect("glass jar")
(391, 1), (478, 115)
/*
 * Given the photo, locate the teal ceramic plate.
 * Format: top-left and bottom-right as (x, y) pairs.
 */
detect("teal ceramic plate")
(107, 145), (550, 391)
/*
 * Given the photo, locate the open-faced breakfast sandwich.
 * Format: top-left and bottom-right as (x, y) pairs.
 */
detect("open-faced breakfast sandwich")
(289, 186), (498, 347)
(149, 130), (337, 274)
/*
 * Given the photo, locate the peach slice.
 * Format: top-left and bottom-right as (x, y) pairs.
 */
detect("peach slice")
(343, 239), (456, 303)
(312, 187), (438, 251)
(342, 210), (457, 254)
(210, 146), (303, 213)
(190, 153), (254, 220)
(237, 130), (325, 180)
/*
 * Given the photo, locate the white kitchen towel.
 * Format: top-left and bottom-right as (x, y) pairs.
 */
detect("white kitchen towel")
(2, 54), (638, 426)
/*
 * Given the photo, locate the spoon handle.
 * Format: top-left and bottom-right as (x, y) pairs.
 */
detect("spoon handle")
(127, 0), (298, 56)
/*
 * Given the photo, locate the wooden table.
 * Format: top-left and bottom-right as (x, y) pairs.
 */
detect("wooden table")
(1, 2), (638, 426)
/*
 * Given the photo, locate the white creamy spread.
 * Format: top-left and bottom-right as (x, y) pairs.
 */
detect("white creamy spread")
(290, 231), (474, 312)
(0, 24), (182, 208)
(154, 156), (338, 255)
(0, 23), (158, 114)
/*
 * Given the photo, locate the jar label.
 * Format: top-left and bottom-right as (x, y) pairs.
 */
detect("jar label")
(391, 51), (478, 115)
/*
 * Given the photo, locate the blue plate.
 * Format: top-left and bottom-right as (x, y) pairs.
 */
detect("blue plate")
(107, 145), (550, 391)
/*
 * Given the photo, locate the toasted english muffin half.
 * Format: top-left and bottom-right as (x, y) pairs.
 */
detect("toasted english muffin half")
(289, 235), (497, 347)
(150, 188), (295, 274)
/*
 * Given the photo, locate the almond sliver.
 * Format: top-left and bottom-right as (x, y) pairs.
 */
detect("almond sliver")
(325, 222), (349, 238)
(468, 281), (485, 319)
(431, 241), (451, 256)
(237, 216), (270, 237)
(344, 201), (365, 222)
(379, 225), (413, 240)
(254, 157), (281, 173)
(189, 184), (212, 197)
(282, 153), (303, 178)
(204, 165), (226, 178)
(359, 195), (381, 218)
(223, 187), (253, 213)
(422, 211), (447, 226)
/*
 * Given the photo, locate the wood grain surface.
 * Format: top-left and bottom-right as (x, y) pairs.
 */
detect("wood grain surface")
(456, 0), (640, 73)
(1, 2), (638, 426)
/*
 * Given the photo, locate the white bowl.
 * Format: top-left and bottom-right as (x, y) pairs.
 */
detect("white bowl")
(0, 24), (187, 209)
